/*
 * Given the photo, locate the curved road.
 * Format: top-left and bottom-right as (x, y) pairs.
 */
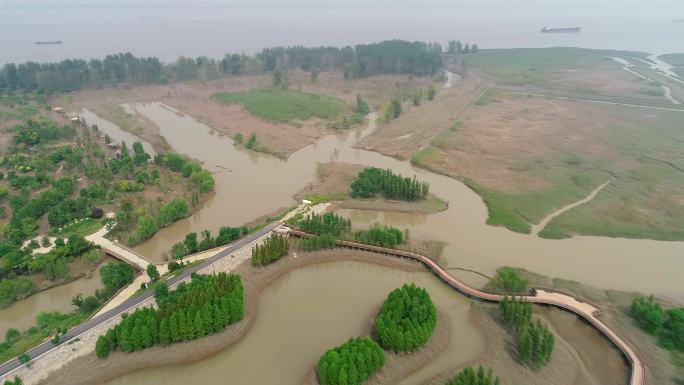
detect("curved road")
(0, 222), (281, 379)
(289, 229), (645, 385)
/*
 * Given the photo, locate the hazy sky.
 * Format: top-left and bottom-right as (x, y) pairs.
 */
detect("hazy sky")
(0, 0), (682, 63)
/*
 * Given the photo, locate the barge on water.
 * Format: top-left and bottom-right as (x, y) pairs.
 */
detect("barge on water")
(541, 26), (581, 33)
(35, 41), (62, 45)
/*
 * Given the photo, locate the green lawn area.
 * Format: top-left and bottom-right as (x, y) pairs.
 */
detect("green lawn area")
(49, 217), (104, 238)
(464, 165), (607, 234)
(212, 88), (347, 123)
(462, 47), (644, 85)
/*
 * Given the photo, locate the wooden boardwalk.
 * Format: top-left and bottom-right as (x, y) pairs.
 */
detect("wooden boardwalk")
(289, 229), (645, 385)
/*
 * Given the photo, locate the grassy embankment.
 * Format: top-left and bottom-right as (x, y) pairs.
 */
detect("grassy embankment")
(411, 48), (684, 239)
(211, 88), (347, 157)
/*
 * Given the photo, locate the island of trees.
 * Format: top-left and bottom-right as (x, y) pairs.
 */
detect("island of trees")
(317, 337), (386, 385)
(374, 283), (437, 352)
(350, 168), (429, 201)
(96, 273), (244, 358)
(499, 297), (554, 368)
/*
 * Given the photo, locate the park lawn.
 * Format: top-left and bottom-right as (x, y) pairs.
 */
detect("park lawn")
(211, 88), (347, 123)
(462, 47), (645, 85)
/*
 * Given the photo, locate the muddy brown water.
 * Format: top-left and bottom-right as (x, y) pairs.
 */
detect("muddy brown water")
(104, 260), (625, 385)
(104, 261), (482, 385)
(103, 101), (684, 301)
(0, 257), (115, 338)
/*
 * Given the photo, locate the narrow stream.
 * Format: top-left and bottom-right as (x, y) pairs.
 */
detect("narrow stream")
(112, 101), (684, 300)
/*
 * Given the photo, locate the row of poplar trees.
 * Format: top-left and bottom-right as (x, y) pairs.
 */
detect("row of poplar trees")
(317, 337), (386, 385)
(374, 283), (437, 352)
(499, 297), (555, 368)
(445, 366), (501, 385)
(95, 273), (244, 358)
(251, 234), (289, 266)
(350, 167), (429, 201)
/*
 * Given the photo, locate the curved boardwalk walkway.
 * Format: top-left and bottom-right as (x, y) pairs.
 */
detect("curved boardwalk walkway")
(289, 229), (644, 385)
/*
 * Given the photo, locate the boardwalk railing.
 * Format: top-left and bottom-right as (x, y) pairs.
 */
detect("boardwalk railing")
(288, 229), (645, 385)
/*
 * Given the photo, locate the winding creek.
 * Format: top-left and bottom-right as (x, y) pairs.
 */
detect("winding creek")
(118, 101), (684, 301)
(2, 76), (682, 383)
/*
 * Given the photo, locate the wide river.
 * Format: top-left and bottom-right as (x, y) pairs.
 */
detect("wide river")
(114, 101), (684, 302)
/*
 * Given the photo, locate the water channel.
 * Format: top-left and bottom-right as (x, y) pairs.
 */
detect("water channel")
(114, 101), (684, 301)
(105, 261), (624, 385)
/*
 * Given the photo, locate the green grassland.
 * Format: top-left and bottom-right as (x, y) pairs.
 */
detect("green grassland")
(659, 53), (684, 66)
(212, 88), (347, 123)
(464, 162), (608, 234)
(462, 47), (646, 85)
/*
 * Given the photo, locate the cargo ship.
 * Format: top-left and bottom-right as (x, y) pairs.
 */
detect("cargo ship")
(35, 41), (62, 45)
(541, 26), (581, 33)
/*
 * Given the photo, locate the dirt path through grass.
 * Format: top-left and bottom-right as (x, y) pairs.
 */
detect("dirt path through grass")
(532, 179), (613, 237)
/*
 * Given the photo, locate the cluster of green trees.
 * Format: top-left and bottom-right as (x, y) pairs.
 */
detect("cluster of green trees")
(1, 40), (443, 94)
(99, 262), (135, 298)
(154, 152), (215, 193)
(447, 41), (480, 54)
(353, 225), (404, 248)
(96, 273), (244, 358)
(300, 233), (338, 252)
(350, 167), (429, 201)
(489, 267), (529, 294)
(445, 366), (500, 385)
(498, 297), (554, 368)
(170, 226), (247, 259)
(298, 212), (352, 237)
(630, 295), (684, 351)
(517, 319), (554, 368)
(499, 296), (532, 328)
(251, 234), (289, 267)
(374, 284), (437, 352)
(317, 337), (386, 385)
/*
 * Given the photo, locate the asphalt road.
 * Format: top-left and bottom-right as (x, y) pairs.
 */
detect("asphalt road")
(0, 221), (281, 378)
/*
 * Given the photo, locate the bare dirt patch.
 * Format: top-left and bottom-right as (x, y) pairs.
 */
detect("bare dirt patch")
(355, 75), (485, 161)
